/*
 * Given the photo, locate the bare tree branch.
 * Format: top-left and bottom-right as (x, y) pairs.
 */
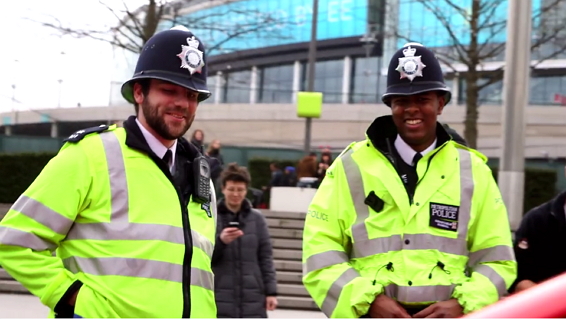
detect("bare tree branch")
(32, 0), (295, 55)
(413, 0), (470, 66)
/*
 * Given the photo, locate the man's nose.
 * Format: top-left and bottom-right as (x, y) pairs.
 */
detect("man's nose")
(174, 93), (191, 108)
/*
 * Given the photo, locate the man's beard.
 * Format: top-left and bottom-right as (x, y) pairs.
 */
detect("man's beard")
(140, 99), (193, 140)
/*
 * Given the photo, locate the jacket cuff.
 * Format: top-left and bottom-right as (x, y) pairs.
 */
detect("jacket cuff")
(54, 280), (83, 318)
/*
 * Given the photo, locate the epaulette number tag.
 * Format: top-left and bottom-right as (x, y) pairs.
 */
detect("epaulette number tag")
(64, 124), (110, 143)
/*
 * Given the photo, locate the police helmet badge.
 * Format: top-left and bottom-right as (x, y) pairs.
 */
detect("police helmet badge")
(177, 36), (205, 75)
(395, 44), (427, 82)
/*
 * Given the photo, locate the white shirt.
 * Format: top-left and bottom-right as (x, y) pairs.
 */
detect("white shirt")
(394, 134), (437, 166)
(135, 118), (177, 172)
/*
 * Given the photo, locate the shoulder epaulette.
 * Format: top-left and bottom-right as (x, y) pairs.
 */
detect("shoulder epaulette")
(64, 124), (111, 143)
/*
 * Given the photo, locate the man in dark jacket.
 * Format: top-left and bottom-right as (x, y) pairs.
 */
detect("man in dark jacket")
(511, 177), (566, 293)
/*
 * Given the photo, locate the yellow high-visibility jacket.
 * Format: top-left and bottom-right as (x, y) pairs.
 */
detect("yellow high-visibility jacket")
(302, 119), (516, 318)
(0, 124), (217, 318)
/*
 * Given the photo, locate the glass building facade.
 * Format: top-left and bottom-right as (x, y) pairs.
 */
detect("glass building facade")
(110, 0), (566, 107)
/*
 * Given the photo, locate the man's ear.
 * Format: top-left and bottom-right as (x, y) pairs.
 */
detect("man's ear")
(133, 82), (145, 105)
(437, 95), (446, 115)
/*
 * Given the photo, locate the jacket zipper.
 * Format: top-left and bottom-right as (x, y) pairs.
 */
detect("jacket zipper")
(155, 155), (192, 318)
(178, 186), (193, 318)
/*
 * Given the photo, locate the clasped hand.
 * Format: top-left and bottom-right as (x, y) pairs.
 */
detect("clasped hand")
(369, 294), (463, 318)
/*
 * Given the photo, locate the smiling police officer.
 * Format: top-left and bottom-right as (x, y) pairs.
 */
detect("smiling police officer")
(302, 43), (517, 318)
(0, 26), (217, 318)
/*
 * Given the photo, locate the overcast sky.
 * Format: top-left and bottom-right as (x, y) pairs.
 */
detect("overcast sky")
(0, 0), (149, 112)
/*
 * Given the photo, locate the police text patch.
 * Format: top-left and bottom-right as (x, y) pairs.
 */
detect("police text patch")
(429, 202), (459, 232)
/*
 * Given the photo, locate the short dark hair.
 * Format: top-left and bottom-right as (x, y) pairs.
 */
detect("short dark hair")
(220, 163), (251, 187)
(132, 79), (151, 114)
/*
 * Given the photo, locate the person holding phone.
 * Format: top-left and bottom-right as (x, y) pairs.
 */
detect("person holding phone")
(212, 163), (278, 318)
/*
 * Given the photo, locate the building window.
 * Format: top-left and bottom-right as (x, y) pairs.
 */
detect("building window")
(351, 56), (384, 103)
(199, 75), (217, 104)
(530, 75), (566, 105)
(457, 77), (503, 105)
(224, 70), (251, 103)
(456, 74), (566, 106)
(259, 64), (294, 103)
(302, 59), (344, 103)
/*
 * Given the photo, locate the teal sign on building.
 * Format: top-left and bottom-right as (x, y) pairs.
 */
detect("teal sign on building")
(162, 0), (368, 55)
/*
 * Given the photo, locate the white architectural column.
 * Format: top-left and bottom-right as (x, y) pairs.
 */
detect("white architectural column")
(214, 71), (223, 104)
(452, 73), (460, 106)
(50, 122), (58, 138)
(342, 56), (352, 104)
(292, 60), (302, 103)
(250, 66), (259, 104)
(4, 126), (12, 136)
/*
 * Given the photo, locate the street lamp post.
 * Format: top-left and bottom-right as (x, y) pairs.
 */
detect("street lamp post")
(57, 79), (63, 108)
(360, 30), (378, 103)
(303, 0), (319, 154)
(498, 0), (532, 231)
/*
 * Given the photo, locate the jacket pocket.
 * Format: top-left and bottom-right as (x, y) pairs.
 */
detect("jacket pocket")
(253, 272), (265, 293)
(73, 285), (119, 318)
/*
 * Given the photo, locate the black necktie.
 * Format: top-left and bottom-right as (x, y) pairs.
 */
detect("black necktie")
(162, 149), (172, 168)
(412, 153), (422, 166)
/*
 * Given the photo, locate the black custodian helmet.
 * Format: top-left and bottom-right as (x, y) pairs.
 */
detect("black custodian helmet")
(121, 26), (211, 103)
(381, 42), (451, 106)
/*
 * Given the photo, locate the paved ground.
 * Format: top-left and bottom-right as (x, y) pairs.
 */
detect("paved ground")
(0, 293), (326, 318)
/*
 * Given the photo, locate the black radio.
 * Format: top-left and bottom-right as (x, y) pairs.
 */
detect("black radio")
(192, 155), (211, 203)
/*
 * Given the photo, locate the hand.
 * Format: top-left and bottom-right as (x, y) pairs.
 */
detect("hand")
(266, 296), (278, 311)
(68, 289), (80, 306)
(368, 294), (411, 318)
(413, 299), (464, 318)
(514, 279), (536, 293)
(219, 227), (244, 244)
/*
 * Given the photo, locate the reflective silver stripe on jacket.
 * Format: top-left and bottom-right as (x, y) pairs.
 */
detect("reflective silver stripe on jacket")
(320, 268), (360, 317)
(10, 196), (75, 235)
(63, 256), (213, 290)
(384, 284), (456, 304)
(61, 131), (213, 288)
(0, 226), (57, 251)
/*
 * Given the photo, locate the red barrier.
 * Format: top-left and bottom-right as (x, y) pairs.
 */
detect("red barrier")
(464, 272), (566, 318)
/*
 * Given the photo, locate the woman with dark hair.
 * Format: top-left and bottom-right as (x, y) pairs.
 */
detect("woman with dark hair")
(212, 163), (278, 318)
(190, 129), (205, 149)
(317, 151), (333, 184)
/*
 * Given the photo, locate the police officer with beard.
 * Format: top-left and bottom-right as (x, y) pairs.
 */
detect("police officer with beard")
(0, 26), (218, 317)
(302, 42), (516, 318)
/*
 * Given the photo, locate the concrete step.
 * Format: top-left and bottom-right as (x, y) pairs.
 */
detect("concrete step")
(261, 210), (307, 220)
(271, 238), (302, 250)
(266, 218), (305, 230)
(0, 280), (28, 294)
(0, 268), (12, 280)
(273, 249), (302, 261)
(277, 283), (309, 297)
(277, 295), (319, 311)
(276, 271), (303, 284)
(269, 228), (303, 239)
(274, 260), (302, 272)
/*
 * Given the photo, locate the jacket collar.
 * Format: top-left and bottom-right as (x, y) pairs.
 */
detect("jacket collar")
(366, 115), (452, 155)
(122, 115), (200, 161)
